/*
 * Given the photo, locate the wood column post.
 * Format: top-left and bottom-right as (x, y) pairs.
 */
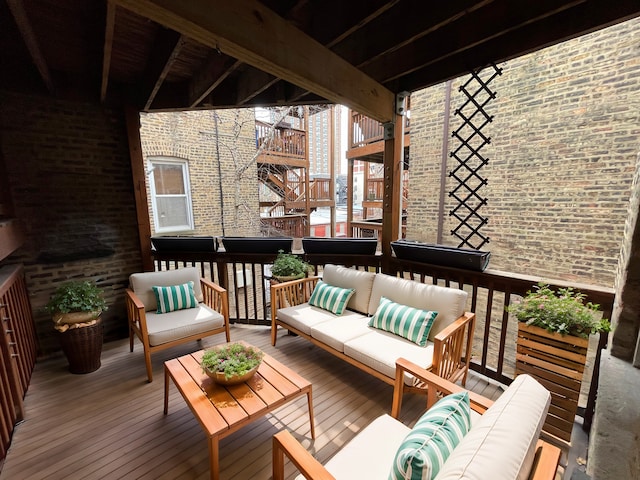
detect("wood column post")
(381, 115), (404, 272)
(347, 159), (354, 237)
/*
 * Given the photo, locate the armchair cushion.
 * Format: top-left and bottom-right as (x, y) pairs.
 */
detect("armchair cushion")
(152, 281), (198, 313)
(369, 297), (437, 347)
(309, 281), (355, 315)
(390, 392), (470, 480)
(145, 304), (225, 346)
(129, 267), (203, 311)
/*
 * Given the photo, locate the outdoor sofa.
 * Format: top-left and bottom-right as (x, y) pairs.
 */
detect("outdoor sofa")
(270, 264), (475, 390)
(273, 358), (561, 480)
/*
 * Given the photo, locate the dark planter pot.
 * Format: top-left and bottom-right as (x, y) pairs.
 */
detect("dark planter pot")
(302, 237), (378, 255)
(58, 317), (103, 374)
(391, 240), (491, 272)
(151, 236), (218, 252)
(221, 236), (293, 253)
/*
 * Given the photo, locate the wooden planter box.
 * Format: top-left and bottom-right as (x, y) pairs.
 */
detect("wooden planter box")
(515, 323), (588, 444)
(391, 240), (491, 271)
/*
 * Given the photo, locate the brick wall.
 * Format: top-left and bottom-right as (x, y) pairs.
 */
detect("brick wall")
(0, 91), (141, 355)
(408, 18), (640, 288)
(139, 109), (260, 237)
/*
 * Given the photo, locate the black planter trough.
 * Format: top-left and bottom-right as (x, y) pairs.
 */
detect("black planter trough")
(391, 240), (491, 272)
(302, 237), (378, 255)
(220, 236), (293, 253)
(151, 236), (218, 252)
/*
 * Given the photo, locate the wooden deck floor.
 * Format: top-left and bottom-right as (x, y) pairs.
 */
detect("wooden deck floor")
(1, 324), (505, 480)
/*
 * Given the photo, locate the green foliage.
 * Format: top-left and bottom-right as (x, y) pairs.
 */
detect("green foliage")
(271, 250), (309, 277)
(45, 281), (108, 314)
(507, 283), (610, 338)
(201, 343), (264, 379)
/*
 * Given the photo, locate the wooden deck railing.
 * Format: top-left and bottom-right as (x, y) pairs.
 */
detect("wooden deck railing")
(151, 249), (613, 429)
(350, 220), (407, 240)
(0, 264), (38, 463)
(350, 105), (411, 148)
(256, 120), (306, 160)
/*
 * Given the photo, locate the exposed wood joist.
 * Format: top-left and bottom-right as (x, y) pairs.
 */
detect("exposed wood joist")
(189, 56), (242, 108)
(112, 0), (396, 123)
(100, 1), (116, 102)
(6, 0), (54, 94)
(142, 30), (184, 110)
(235, 70), (279, 105)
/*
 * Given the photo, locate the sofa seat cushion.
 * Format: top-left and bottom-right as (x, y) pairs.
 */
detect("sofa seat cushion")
(277, 302), (365, 336)
(310, 316), (372, 352)
(344, 330), (434, 384)
(145, 303), (225, 346)
(295, 414), (410, 480)
(435, 374), (551, 480)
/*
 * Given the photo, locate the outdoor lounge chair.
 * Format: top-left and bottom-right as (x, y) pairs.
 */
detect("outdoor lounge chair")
(125, 267), (230, 382)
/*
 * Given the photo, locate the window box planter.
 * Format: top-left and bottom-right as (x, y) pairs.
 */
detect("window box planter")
(220, 236), (293, 253)
(302, 237), (378, 255)
(151, 236), (218, 252)
(391, 240), (490, 271)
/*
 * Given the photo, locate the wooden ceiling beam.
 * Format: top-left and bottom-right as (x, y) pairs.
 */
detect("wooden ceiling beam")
(6, 0), (54, 94)
(100, 1), (116, 102)
(112, 0), (395, 123)
(142, 30), (184, 110)
(398, 0), (640, 92)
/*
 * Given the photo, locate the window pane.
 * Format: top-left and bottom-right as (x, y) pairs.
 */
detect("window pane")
(156, 197), (189, 229)
(154, 164), (185, 195)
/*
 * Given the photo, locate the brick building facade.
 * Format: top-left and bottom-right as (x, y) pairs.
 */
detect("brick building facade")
(408, 18), (640, 288)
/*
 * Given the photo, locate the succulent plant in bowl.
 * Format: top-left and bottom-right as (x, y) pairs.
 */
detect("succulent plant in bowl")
(201, 343), (264, 385)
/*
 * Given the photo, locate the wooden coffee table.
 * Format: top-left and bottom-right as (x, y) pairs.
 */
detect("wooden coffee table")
(164, 342), (315, 480)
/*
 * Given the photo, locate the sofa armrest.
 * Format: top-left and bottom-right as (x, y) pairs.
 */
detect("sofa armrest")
(271, 276), (320, 310)
(432, 311), (475, 386)
(392, 357), (493, 419)
(273, 430), (336, 480)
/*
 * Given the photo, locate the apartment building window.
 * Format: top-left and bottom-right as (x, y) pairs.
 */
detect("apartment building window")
(149, 157), (194, 233)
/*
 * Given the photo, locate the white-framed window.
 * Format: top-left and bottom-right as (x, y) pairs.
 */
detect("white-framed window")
(148, 157), (194, 233)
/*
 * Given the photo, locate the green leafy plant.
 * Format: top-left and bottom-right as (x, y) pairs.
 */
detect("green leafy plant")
(507, 283), (610, 338)
(201, 343), (264, 379)
(45, 280), (108, 315)
(271, 250), (309, 278)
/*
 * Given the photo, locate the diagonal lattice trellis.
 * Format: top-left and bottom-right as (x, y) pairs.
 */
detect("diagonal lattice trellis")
(449, 64), (502, 250)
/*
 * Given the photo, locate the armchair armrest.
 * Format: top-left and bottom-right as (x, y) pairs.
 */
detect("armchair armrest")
(273, 430), (335, 480)
(125, 288), (149, 350)
(392, 358), (493, 419)
(432, 311), (475, 385)
(200, 278), (229, 317)
(530, 440), (562, 480)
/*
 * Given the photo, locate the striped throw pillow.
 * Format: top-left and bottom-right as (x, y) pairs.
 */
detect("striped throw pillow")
(390, 392), (471, 480)
(308, 281), (355, 315)
(152, 281), (198, 314)
(369, 297), (438, 346)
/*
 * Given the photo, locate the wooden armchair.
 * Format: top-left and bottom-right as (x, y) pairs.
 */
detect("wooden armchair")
(273, 359), (561, 480)
(125, 267), (230, 382)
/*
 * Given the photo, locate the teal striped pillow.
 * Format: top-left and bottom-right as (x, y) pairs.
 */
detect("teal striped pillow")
(369, 297), (438, 346)
(309, 281), (355, 315)
(152, 281), (198, 313)
(389, 392), (471, 480)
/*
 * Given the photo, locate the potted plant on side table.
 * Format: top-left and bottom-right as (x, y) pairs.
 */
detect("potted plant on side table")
(507, 282), (610, 444)
(270, 250), (310, 283)
(45, 280), (108, 374)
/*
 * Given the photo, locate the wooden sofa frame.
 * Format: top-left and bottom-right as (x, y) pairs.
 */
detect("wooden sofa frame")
(273, 358), (562, 480)
(125, 277), (230, 382)
(270, 276), (476, 391)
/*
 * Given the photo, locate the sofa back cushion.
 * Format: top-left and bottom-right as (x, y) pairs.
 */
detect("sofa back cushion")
(368, 274), (468, 340)
(129, 267), (203, 312)
(322, 264), (376, 314)
(435, 374), (551, 480)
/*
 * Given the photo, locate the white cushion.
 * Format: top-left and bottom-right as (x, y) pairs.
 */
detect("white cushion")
(294, 414), (411, 480)
(344, 330), (434, 384)
(435, 374), (551, 480)
(310, 316), (371, 352)
(277, 303), (364, 335)
(368, 274), (468, 341)
(130, 267), (203, 311)
(322, 264), (376, 314)
(145, 303), (224, 346)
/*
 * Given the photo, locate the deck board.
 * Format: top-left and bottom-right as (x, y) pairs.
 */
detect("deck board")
(1, 325), (504, 480)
